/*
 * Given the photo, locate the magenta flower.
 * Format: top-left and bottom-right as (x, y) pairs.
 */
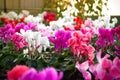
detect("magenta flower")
(15, 22), (35, 33)
(48, 30), (71, 51)
(23, 22), (36, 31)
(115, 25), (120, 41)
(15, 23), (25, 33)
(115, 46), (120, 54)
(11, 33), (28, 50)
(20, 68), (40, 80)
(41, 67), (63, 80)
(89, 51), (120, 80)
(20, 67), (63, 80)
(96, 28), (115, 47)
(0, 23), (15, 43)
(110, 57), (120, 79)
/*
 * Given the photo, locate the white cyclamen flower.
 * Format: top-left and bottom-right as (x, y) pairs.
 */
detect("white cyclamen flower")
(20, 29), (50, 53)
(24, 15), (42, 23)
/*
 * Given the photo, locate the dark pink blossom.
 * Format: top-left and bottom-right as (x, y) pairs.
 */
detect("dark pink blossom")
(48, 30), (71, 51)
(20, 67), (63, 80)
(0, 23), (15, 43)
(96, 28), (115, 47)
(11, 33), (28, 50)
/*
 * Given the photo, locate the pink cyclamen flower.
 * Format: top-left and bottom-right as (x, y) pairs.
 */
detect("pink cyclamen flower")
(15, 22), (36, 33)
(20, 67), (63, 80)
(84, 18), (95, 27)
(68, 31), (95, 62)
(23, 22), (36, 31)
(0, 23), (15, 43)
(115, 46), (120, 54)
(89, 51), (120, 80)
(76, 61), (91, 80)
(15, 23), (25, 33)
(96, 28), (115, 47)
(115, 25), (120, 41)
(11, 33), (28, 50)
(49, 30), (71, 51)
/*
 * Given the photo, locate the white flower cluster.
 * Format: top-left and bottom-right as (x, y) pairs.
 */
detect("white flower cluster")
(21, 29), (50, 54)
(24, 12), (46, 23)
(49, 15), (74, 30)
(0, 10), (30, 20)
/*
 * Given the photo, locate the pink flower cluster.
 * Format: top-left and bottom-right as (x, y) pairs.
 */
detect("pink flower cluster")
(76, 61), (91, 80)
(15, 22), (35, 33)
(7, 65), (63, 80)
(76, 51), (120, 80)
(68, 30), (95, 62)
(89, 51), (120, 80)
(11, 33), (28, 50)
(82, 18), (95, 37)
(0, 24), (15, 43)
(49, 30), (71, 51)
(96, 28), (115, 47)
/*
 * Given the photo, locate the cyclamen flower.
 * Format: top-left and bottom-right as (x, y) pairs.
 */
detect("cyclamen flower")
(84, 18), (95, 27)
(24, 15), (43, 23)
(36, 23), (53, 37)
(15, 23), (25, 33)
(73, 16), (84, 30)
(96, 28), (115, 47)
(7, 65), (30, 80)
(89, 51), (120, 80)
(94, 16), (117, 29)
(23, 22), (36, 31)
(76, 61), (91, 80)
(48, 30), (71, 51)
(115, 25), (120, 41)
(44, 12), (56, 24)
(81, 18), (95, 37)
(115, 46), (120, 54)
(68, 31), (95, 62)
(20, 29), (50, 53)
(0, 24), (15, 43)
(11, 33), (28, 50)
(20, 67), (63, 80)
(15, 22), (36, 33)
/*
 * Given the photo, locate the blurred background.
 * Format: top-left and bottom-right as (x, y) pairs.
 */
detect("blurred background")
(0, 0), (120, 15)
(0, 0), (120, 17)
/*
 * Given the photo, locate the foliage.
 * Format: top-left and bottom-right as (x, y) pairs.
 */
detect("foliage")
(46, 0), (108, 19)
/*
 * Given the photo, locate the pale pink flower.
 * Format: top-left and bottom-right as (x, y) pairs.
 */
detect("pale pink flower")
(76, 61), (91, 80)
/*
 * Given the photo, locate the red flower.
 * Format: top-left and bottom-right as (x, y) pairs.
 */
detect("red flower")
(73, 16), (84, 30)
(0, 18), (18, 27)
(64, 26), (70, 30)
(0, 18), (8, 24)
(44, 12), (56, 24)
(7, 65), (29, 80)
(20, 16), (27, 22)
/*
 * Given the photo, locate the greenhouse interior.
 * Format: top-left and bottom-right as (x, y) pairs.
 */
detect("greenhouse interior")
(0, 0), (120, 80)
